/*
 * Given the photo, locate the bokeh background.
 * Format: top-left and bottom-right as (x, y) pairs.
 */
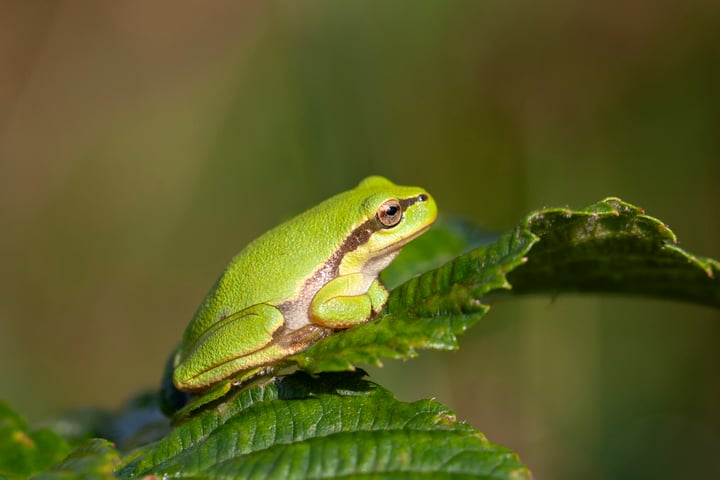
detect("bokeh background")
(2, 2), (719, 478)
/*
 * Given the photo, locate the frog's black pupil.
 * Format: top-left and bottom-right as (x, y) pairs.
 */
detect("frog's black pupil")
(387, 206), (398, 216)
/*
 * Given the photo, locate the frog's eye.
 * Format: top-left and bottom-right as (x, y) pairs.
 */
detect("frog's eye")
(376, 199), (403, 228)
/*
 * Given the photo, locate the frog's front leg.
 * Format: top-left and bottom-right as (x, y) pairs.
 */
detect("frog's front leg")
(366, 278), (389, 314)
(309, 274), (388, 329)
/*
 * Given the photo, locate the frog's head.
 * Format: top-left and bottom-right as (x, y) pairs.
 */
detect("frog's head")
(339, 176), (438, 276)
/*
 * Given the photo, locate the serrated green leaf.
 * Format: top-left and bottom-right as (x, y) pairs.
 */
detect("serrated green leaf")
(0, 401), (71, 479)
(119, 371), (530, 479)
(507, 197), (720, 305)
(291, 197), (719, 373)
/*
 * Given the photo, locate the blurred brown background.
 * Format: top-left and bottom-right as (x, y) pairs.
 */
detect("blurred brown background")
(1, 2), (719, 478)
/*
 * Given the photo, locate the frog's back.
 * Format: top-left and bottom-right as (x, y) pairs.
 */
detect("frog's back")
(221, 205), (350, 307)
(182, 190), (364, 344)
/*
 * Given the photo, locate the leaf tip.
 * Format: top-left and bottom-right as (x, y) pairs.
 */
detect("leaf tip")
(656, 222), (678, 244)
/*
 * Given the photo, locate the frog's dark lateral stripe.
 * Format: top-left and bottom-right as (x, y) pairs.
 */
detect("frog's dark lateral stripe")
(275, 193), (428, 316)
(324, 193), (429, 275)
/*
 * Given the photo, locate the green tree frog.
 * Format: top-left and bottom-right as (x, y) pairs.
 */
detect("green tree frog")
(170, 176), (437, 396)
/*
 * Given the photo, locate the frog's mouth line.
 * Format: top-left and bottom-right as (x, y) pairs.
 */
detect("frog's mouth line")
(374, 222), (434, 257)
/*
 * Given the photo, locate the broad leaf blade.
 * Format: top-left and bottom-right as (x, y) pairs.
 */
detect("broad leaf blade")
(119, 371), (530, 479)
(508, 197), (720, 305)
(292, 197), (719, 373)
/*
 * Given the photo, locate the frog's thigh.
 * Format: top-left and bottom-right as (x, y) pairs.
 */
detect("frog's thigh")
(310, 273), (373, 329)
(173, 303), (284, 391)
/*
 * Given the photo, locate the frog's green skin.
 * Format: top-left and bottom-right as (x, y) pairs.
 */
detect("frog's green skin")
(172, 176), (437, 393)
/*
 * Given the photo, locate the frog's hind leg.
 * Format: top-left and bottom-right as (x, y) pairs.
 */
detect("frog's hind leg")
(173, 303), (285, 392)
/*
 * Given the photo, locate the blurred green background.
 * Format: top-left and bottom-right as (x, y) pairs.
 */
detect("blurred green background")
(1, 2), (719, 478)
